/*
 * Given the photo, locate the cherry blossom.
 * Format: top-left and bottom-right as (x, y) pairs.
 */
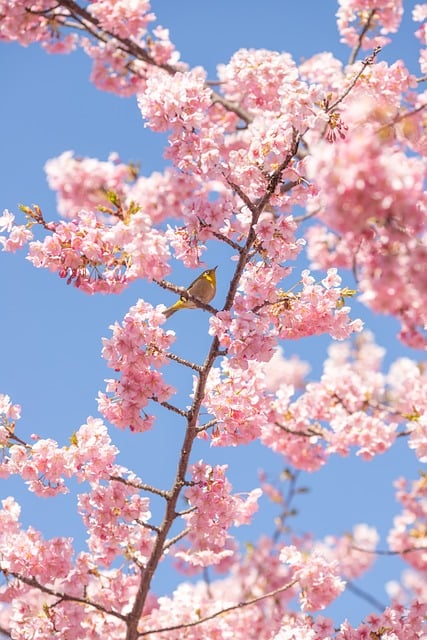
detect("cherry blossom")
(1, 1), (426, 639)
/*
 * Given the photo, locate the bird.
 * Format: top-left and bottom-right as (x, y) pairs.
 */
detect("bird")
(163, 266), (218, 319)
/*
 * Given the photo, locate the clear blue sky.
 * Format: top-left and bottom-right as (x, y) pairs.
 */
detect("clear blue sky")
(0, 0), (424, 626)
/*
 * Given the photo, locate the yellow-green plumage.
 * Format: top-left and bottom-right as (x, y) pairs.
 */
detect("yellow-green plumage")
(163, 267), (217, 319)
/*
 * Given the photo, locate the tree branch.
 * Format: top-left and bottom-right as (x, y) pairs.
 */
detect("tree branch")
(348, 9), (377, 66)
(138, 579), (298, 637)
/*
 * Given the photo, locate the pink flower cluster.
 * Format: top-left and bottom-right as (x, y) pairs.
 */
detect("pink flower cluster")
(1, 2), (426, 638)
(336, 0), (404, 49)
(44, 151), (135, 219)
(78, 475), (153, 567)
(176, 461), (262, 567)
(0, 209), (33, 252)
(280, 545), (345, 611)
(0, 0), (62, 46)
(2, 203), (171, 293)
(87, 0), (155, 41)
(413, 4), (427, 73)
(307, 127), (426, 348)
(210, 267), (363, 372)
(261, 332), (423, 470)
(273, 600), (427, 640)
(314, 524), (379, 580)
(1, 415), (119, 495)
(388, 475), (427, 572)
(201, 359), (272, 446)
(0, 496), (146, 637)
(98, 300), (175, 431)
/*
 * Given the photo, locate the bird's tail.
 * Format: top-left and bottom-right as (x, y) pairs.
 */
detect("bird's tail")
(163, 303), (179, 318)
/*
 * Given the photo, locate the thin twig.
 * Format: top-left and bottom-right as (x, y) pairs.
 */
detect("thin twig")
(210, 88), (253, 124)
(3, 572), (127, 622)
(328, 46), (382, 114)
(165, 352), (203, 372)
(375, 102), (427, 136)
(348, 10), (377, 66)
(136, 521), (161, 534)
(109, 475), (170, 499)
(351, 544), (427, 556)
(275, 421), (324, 439)
(163, 527), (191, 551)
(153, 399), (189, 417)
(196, 418), (218, 433)
(137, 580), (298, 637)
(346, 581), (386, 612)
(153, 278), (218, 316)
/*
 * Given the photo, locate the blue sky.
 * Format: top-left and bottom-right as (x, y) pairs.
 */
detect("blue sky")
(0, 0), (424, 626)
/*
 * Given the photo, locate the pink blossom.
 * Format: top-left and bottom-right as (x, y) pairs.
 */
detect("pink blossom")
(413, 4), (427, 22)
(388, 475), (427, 572)
(99, 300), (175, 431)
(177, 461), (262, 567)
(316, 524), (379, 580)
(337, 0), (403, 49)
(88, 0), (155, 40)
(138, 68), (211, 132)
(280, 545), (345, 611)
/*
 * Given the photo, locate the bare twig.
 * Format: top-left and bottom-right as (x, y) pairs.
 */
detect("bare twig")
(351, 544), (427, 556)
(327, 46), (382, 114)
(163, 527), (191, 551)
(109, 475), (170, 499)
(346, 581), (386, 612)
(348, 9), (377, 65)
(165, 352), (203, 372)
(153, 399), (189, 417)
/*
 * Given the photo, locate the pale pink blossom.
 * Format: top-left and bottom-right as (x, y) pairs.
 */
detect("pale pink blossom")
(280, 545), (345, 611)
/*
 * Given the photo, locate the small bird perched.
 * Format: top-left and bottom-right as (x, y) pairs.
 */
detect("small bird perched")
(163, 266), (217, 319)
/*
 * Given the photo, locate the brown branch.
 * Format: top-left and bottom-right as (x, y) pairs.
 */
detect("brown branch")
(346, 581), (386, 612)
(2, 571), (127, 622)
(196, 417), (218, 433)
(165, 352), (203, 372)
(124, 336), (223, 640)
(163, 527), (191, 551)
(137, 579), (297, 637)
(375, 102), (427, 136)
(275, 421), (324, 439)
(57, 0), (177, 74)
(210, 88), (253, 124)
(53, 1), (256, 127)
(153, 399), (189, 417)
(351, 544), (427, 556)
(109, 475), (170, 499)
(197, 217), (244, 253)
(153, 278), (218, 315)
(328, 46), (382, 114)
(272, 469), (304, 544)
(348, 9), (377, 65)
(222, 130), (301, 314)
(224, 176), (258, 213)
(0, 623), (11, 639)
(294, 208), (320, 223)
